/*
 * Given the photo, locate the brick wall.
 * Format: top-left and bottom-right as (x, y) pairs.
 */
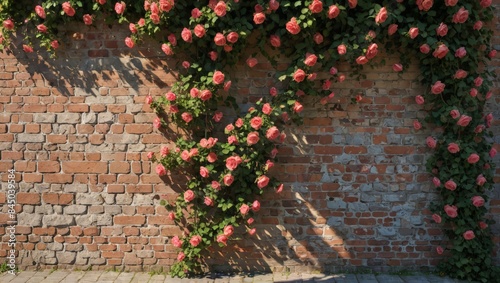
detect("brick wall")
(0, 6), (499, 273)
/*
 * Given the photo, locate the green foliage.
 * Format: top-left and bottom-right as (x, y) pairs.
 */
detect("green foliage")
(0, 0), (497, 280)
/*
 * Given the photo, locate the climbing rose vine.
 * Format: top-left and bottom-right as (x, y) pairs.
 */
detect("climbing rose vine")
(0, 0), (497, 281)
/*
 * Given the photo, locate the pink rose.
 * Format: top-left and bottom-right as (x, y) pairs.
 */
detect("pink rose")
(213, 70), (225, 84)
(452, 7), (469, 24)
(265, 160), (274, 171)
(467, 153), (479, 164)
(150, 2), (159, 14)
(426, 136), (437, 148)
(3, 19), (14, 30)
(191, 8), (202, 18)
(235, 118), (244, 128)
(35, 5), (46, 19)
(204, 197), (214, 206)
(156, 164), (167, 176)
(153, 117), (161, 129)
(490, 148), (497, 158)
(189, 148), (199, 157)
(293, 101), (304, 113)
(168, 212), (175, 220)
(184, 190), (195, 202)
(392, 64), (403, 72)
(473, 21), (483, 30)
(313, 33), (323, 45)
(247, 218), (254, 225)
(266, 126), (280, 140)
(445, 0), (458, 6)
(182, 61), (190, 69)
(194, 24), (206, 38)
(415, 95), (425, 105)
(436, 246), (444, 255)
(365, 43), (378, 59)
(480, 0), (492, 8)
(485, 113), (493, 127)
(356, 56), (369, 65)
(463, 230), (475, 240)
(207, 152), (217, 163)
(457, 115), (472, 127)
(489, 50), (497, 59)
(256, 175), (270, 189)
(124, 37), (134, 48)
(214, 33), (226, 46)
(246, 57), (258, 68)
(474, 77), (483, 87)
(455, 47), (467, 58)
(211, 181), (221, 190)
(408, 27), (419, 39)
(62, 2), (76, 16)
(436, 23), (448, 37)
(431, 81), (445, 94)
(114, 1), (126, 15)
(328, 5), (340, 19)
(248, 228), (256, 236)
(181, 150), (190, 162)
(251, 200), (261, 212)
(417, 0), (433, 11)
(470, 88), (478, 97)
(253, 12), (266, 24)
(388, 24), (398, 36)
(476, 174), (486, 186)
(420, 44), (430, 54)
(472, 196), (485, 207)
(375, 7), (388, 24)
(223, 225), (234, 237)
(269, 87), (278, 96)
(286, 17), (301, 35)
(433, 44), (449, 59)
(432, 213), (442, 223)
(172, 236), (182, 248)
(270, 35), (281, 47)
(129, 23), (137, 33)
(223, 174), (234, 186)
(432, 177), (441, 187)
(262, 103), (272, 115)
(181, 112), (193, 123)
(450, 109), (460, 119)
(189, 235), (202, 247)
(226, 156), (242, 171)
(37, 24), (48, 33)
(276, 183), (284, 193)
(167, 34), (177, 46)
(479, 222), (488, 229)
(159, 0), (174, 12)
(323, 80), (331, 90)
(271, 148), (279, 158)
(444, 205), (458, 218)
(254, 4), (263, 12)
(337, 44), (347, 55)
(226, 32), (239, 44)
(413, 120), (422, 130)
(200, 90), (212, 101)
(453, 70), (467, 79)
(217, 234), (228, 245)
(177, 252), (185, 261)
(181, 28), (192, 43)
(240, 204), (250, 215)
(224, 81), (231, 91)
(247, 132), (260, 146)
(444, 180), (457, 191)
(304, 53), (318, 67)
(150, 13), (160, 24)
(214, 1), (227, 17)
(160, 146), (169, 157)
(165, 91), (176, 101)
(50, 40), (58, 50)
(250, 117), (263, 129)
(447, 143), (460, 153)
(161, 43), (174, 56)
(309, 0), (323, 13)
(293, 69), (306, 83)
(200, 166), (209, 178)
(348, 0), (357, 9)
(213, 111), (223, 122)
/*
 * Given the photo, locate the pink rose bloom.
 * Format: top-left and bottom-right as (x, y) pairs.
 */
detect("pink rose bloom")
(150, 13), (160, 24)
(271, 148), (279, 158)
(265, 160), (274, 171)
(50, 40), (59, 49)
(150, 2), (159, 14)
(129, 23), (137, 33)
(474, 77), (483, 87)
(293, 101), (304, 113)
(247, 132), (260, 145)
(182, 61), (190, 69)
(223, 81), (232, 91)
(124, 37), (134, 48)
(463, 230), (475, 240)
(235, 118), (244, 128)
(453, 70), (467, 79)
(213, 71), (225, 84)
(445, 0), (458, 6)
(450, 109), (460, 119)
(226, 156), (242, 171)
(365, 43), (378, 59)
(200, 166), (209, 178)
(269, 87), (278, 96)
(426, 136), (437, 148)
(328, 5), (340, 19)
(200, 90), (212, 101)
(250, 117), (263, 129)
(240, 203), (250, 215)
(313, 33), (324, 44)
(177, 252), (185, 261)
(223, 225), (234, 237)
(473, 21), (483, 30)
(309, 0), (323, 13)
(286, 17), (301, 35)
(168, 212), (175, 220)
(262, 103), (272, 115)
(248, 228), (256, 236)
(193, 24), (206, 38)
(214, 33), (226, 46)
(393, 64), (403, 72)
(337, 44), (347, 55)
(433, 44), (449, 59)
(467, 153), (479, 164)
(161, 43), (174, 56)
(436, 23), (448, 37)
(413, 120), (422, 130)
(420, 44), (430, 54)
(375, 7), (388, 24)
(160, 146), (169, 157)
(490, 148), (497, 158)
(480, 0), (492, 8)
(417, 0), (433, 11)
(184, 190), (195, 202)
(225, 123), (234, 133)
(189, 148), (199, 157)
(247, 217), (255, 225)
(479, 222), (488, 229)
(153, 117), (161, 129)
(266, 126), (280, 140)
(408, 27), (419, 39)
(474, 124), (485, 133)
(251, 200), (261, 212)
(223, 174), (234, 186)
(214, 1), (227, 17)
(447, 143), (460, 153)
(204, 197), (214, 206)
(470, 88), (478, 97)
(37, 24), (48, 33)
(444, 204), (458, 218)
(452, 7), (469, 24)
(254, 4), (263, 12)
(181, 28), (192, 43)
(257, 175), (270, 189)
(189, 235), (202, 247)
(476, 174), (486, 186)
(432, 213), (442, 224)
(444, 180), (457, 191)
(3, 19), (14, 30)
(167, 34), (177, 46)
(159, 0), (174, 12)
(253, 12), (266, 24)
(457, 115), (472, 127)
(431, 81), (445, 94)
(330, 67), (338, 75)
(388, 24), (398, 36)
(356, 56), (369, 65)
(489, 50), (497, 59)
(270, 35), (281, 48)
(485, 91), (493, 99)
(304, 53), (318, 67)
(276, 183), (284, 193)
(35, 5), (46, 19)
(455, 47), (467, 58)
(114, 1), (126, 15)
(293, 69), (306, 82)
(181, 112), (193, 123)
(181, 150), (190, 161)
(191, 8), (202, 18)
(247, 57), (258, 68)
(269, 0), (279, 10)
(485, 113), (493, 127)
(226, 32), (239, 44)
(348, 0), (357, 8)
(211, 181), (221, 190)
(432, 177), (441, 187)
(415, 95), (425, 105)
(172, 236), (182, 248)
(323, 80), (331, 90)
(436, 246), (444, 255)
(472, 196), (485, 207)
(165, 91), (176, 101)
(156, 164), (167, 176)
(216, 234), (228, 246)
(62, 2), (76, 16)
(207, 152), (217, 163)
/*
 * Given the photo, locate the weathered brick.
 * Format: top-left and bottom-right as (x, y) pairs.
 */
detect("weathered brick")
(62, 161), (107, 173)
(114, 215), (146, 225)
(17, 193), (41, 205)
(38, 161), (60, 173)
(17, 134), (45, 143)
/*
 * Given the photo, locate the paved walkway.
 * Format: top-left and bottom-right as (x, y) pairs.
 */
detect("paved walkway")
(0, 270), (471, 283)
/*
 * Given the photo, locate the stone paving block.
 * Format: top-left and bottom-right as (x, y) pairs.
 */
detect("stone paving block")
(113, 272), (136, 283)
(14, 271), (44, 283)
(313, 275), (337, 282)
(375, 274), (405, 283)
(251, 274), (274, 283)
(228, 275), (244, 283)
(400, 275), (430, 283)
(356, 273), (378, 283)
(330, 274), (359, 283)
(7, 273), (35, 283)
(78, 270), (106, 283)
(130, 272), (152, 283)
(98, 271), (121, 281)
(58, 271), (86, 283)
(0, 273), (15, 283)
(40, 270), (72, 283)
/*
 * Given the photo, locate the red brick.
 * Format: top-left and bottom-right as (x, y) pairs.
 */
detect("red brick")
(62, 161), (107, 173)
(125, 124), (153, 134)
(17, 193), (40, 205)
(47, 135), (67, 144)
(67, 104), (90, 112)
(110, 162), (130, 173)
(114, 216), (146, 225)
(44, 174), (73, 183)
(107, 184), (125, 194)
(38, 161), (60, 173)
(384, 146), (415, 154)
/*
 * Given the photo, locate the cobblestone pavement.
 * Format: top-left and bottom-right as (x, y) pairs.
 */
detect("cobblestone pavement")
(0, 270), (471, 283)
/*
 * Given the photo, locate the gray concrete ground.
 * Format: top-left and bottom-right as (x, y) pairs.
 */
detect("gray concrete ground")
(0, 270), (472, 283)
